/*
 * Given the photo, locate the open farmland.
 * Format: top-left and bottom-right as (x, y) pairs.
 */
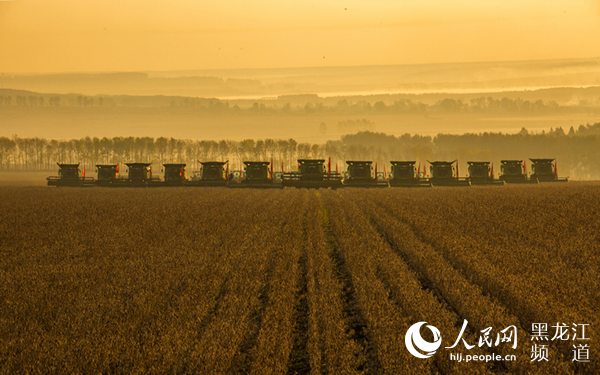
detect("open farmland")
(0, 184), (598, 374)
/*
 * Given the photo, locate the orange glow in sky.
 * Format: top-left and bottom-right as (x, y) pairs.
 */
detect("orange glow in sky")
(1, 0), (599, 73)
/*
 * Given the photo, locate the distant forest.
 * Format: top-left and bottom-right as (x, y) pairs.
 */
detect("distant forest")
(1, 123), (599, 179)
(2, 89), (600, 115)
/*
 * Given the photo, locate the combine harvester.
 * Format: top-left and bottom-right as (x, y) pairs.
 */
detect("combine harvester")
(467, 161), (504, 186)
(427, 160), (471, 187)
(47, 163), (95, 187)
(388, 161), (431, 187)
(282, 159), (342, 188)
(230, 161), (282, 188)
(110, 162), (161, 186)
(162, 163), (187, 186)
(529, 159), (568, 183)
(342, 161), (388, 187)
(499, 160), (538, 184)
(189, 161), (228, 186)
(95, 164), (119, 186)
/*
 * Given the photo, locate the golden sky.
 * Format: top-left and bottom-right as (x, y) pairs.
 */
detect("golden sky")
(1, 0), (599, 73)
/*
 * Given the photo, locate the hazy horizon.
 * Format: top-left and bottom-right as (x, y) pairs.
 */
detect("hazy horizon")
(1, 56), (600, 77)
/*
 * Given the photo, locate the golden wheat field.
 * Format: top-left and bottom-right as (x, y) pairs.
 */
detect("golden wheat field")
(0, 184), (598, 374)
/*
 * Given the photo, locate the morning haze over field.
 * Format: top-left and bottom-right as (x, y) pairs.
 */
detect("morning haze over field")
(1, 1), (600, 141)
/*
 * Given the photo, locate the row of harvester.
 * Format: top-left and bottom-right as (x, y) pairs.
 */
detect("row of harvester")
(499, 159), (567, 183)
(47, 158), (568, 187)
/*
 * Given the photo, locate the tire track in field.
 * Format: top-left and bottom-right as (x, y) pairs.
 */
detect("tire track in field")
(360, 199), (561, 373)
(228, 252), (277, 374)
(178, 276), (230, 371)
(358, 203), (510, 374)
(287, 196), (311, 375)
(286, 250), (310, 374)
(368, 219), (502, 373)
(373, 266), (449, 375)
(320, 202), (383, 375)
(368, 215), (463, 324)
(192, 277), (230, 337)
(365, 199), (520, 323)
(369, 202), (587, 370)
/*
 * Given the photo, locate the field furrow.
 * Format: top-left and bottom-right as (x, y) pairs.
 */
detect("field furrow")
(0, 185), (597, 373)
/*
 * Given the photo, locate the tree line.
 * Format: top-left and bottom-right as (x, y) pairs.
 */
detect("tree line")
(1, 123), (599, 179)
(0, 93), (586, 115)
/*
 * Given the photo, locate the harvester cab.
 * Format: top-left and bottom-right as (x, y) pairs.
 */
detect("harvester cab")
(47, 163), (95, 187)
(499, 160), (534, 183)
(282, 159), (342, 188)
(96, 164), (118, 185)
(343, 161), (388, 187)
(467, 161), (504, 185)
(189, 161), (228, 186)
(163, 163), (187, 185)
(389, 161), (431, 187)
(427, 160), (470, 186)
(529, 159), (568, 182)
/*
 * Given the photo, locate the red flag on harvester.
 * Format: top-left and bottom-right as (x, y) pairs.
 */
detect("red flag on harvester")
(327, 157), (331, 178)
(115, 163), (119, 174)
(82, 165), (85, 178)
